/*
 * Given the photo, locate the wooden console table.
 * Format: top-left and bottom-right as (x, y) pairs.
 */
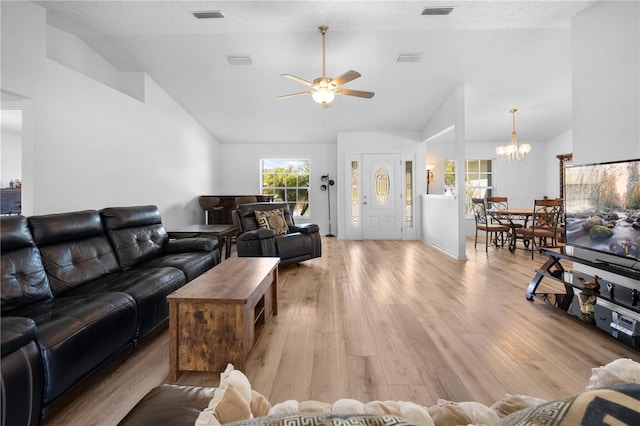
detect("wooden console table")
(167, 257), (279, 380)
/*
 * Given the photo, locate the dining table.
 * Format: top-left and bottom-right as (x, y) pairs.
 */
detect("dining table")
(488, 208), (534, 252)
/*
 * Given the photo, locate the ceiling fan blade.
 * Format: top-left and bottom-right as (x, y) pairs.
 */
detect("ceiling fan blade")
(277, 91), (313, 100)
(335, 88), (375, 99)
(281, 74), (315, 88)
(330, 70), (361, 87)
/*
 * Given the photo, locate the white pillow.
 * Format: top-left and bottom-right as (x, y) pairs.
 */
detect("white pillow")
(587, 358), (640, 390)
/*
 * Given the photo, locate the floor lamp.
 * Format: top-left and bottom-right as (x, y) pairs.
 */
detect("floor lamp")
(320, 174), (335, 237)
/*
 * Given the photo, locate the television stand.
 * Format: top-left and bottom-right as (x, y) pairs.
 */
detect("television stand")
(528, 248), (640, 349)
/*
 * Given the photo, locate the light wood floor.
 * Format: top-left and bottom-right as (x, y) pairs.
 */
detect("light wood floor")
(43, 237), (640, 425)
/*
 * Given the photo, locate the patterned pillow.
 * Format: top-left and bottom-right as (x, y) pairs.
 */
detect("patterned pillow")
(497, 383), (640, 425)
(227, 413), (413, 426)
(255, 209), (289, 235)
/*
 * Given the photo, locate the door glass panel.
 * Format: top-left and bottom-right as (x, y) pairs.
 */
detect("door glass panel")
(405, 161), (413, 228)
(351, 161), (359, 229)
(375, 166), (390, 205)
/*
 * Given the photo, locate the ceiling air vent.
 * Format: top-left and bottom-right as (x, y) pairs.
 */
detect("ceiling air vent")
(227, 56), (252, 66)
(397, 53), (422, 63)
(192, 10), (224, 19)
(421, 7), (454, 16)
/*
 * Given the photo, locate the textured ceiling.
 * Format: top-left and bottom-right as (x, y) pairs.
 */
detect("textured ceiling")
(33, 1), (597, 144)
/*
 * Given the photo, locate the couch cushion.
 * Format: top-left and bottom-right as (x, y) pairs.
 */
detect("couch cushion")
(275, 233), (312, 259)
(255, 209), (289, 235)
(1, 216), (53, 312)
(118, 384), (216, 426)
(10, 291), (138, 405)
(28, 210), (120, 295)
(101, 206), (169, 270)
(138, 252), (216, 282)
(67, 266), (186, 338)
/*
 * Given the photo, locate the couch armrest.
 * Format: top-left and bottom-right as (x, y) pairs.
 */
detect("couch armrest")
(289, 223), (319, 234)
(1, 317), (37, 357)
(165, 238), (218, 253)
(237, 229), (275, 241)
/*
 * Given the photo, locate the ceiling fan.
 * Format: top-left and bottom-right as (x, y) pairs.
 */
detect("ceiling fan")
(278, 26), (375, 106)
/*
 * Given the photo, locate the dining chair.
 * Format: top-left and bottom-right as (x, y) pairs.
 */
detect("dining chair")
(515, 198), (564, 259)
(198, 196), (224, 224)
(471, 198), (511, 252)
(487, 196), (525, 247)
(234, 196), (258, 206)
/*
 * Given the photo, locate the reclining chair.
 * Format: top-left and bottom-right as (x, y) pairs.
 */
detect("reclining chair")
(232, 202), (321, 265)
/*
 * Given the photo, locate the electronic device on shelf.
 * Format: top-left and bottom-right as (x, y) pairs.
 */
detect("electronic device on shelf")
(564, 158), (640, 266)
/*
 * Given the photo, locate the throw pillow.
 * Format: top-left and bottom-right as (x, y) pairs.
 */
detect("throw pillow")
(196, 363), (271, 426)
(213, 383), (252, 424)
(586, 358), (640, 391)
(227, 413), (414, 426)
(427, 399), (473, 426)
(255, 209), (289, 235)
(491, 394), (545, 418)
(497, 383), (640, 426)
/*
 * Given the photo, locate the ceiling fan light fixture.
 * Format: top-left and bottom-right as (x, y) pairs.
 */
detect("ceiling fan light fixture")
(278, 26), (374, 105)
(312, 89), (335, 105)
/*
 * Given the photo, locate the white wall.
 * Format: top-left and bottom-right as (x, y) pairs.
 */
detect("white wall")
(422, 86), (466, 259)
(218, 142), (336, 232)
(572, 1), (640, 164)
(463, 139), (549, 237)
(1, 1), (219, 228)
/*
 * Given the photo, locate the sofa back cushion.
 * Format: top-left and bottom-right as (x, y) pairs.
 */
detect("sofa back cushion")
(235, 203), (294, 233)
(28, 210), (120, 295)
(100, 205), (168, 270)
(1, 215), (53, 312)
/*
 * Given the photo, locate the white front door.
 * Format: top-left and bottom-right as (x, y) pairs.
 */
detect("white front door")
(361, 154), (402, 239)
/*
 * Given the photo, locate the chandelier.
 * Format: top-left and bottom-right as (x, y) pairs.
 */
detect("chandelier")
(496, 108), (531, 161)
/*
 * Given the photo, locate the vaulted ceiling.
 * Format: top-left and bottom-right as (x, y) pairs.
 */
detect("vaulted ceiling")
(33, 1), (597, 144)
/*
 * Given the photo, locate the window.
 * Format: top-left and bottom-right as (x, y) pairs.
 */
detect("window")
(404, 161), (413, 229)
(261, 159), (310, 217)
(444, 159), (494, 215)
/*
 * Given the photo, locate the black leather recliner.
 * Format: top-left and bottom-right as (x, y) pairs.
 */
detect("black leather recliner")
(232, 202), (321, 265)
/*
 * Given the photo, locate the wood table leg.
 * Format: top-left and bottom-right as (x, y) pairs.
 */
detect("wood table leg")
(168, 302), (179, 381)
(225, 233), (233, 259)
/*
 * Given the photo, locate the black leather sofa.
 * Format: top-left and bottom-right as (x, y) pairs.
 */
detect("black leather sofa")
(232, 202), (321, 265)
(0, 205), (220, 426)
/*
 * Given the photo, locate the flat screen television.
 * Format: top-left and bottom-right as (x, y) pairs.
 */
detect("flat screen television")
(564, 159), (640, 266)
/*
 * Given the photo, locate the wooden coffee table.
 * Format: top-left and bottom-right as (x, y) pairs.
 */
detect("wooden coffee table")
(167, 257), (279, 380)
(168, 224), (238, 260)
